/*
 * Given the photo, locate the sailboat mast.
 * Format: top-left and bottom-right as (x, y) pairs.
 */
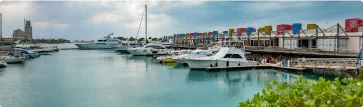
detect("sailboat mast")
(145, 5), (147, 44)
(0, 13), (2, 38)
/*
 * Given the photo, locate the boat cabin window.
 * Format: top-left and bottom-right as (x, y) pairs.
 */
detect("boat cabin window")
(95, 43), (106, 45)
(98, 40), (106, 42)
(223, 54), (243, 58)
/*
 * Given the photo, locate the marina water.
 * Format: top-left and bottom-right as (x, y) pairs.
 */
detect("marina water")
(0, 48), (333, 107)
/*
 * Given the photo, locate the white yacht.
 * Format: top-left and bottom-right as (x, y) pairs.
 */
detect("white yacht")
(184, 47), (258, 69)
(114, 41), (144, 53)
(0, 56), (25, 64)
(161, 42), (172, 49)
(75, 33), (121, 50)
(127, 44), (171, 56)
(172, 50), (213, 64)
(29, 48), (53, 55)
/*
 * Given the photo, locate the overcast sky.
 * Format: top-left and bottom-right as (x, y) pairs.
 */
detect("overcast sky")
(0, 1), (363, 41)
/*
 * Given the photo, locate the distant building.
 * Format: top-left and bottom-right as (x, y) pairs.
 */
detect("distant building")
(24, 20), (32, 40)
(11, 20), (32, 40)
(13, 29), (25, 39)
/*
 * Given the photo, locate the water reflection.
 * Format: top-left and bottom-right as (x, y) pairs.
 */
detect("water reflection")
(162, 63), (178, 68)
(186, 69), (307, 96)
(0, 68), (6, 77)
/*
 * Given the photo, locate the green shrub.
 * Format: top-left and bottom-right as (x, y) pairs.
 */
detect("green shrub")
(357, 69), (363, 81)
(239, 76), (363, 107)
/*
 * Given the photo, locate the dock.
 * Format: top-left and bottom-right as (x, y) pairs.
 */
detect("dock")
(205, 65), (310, 71)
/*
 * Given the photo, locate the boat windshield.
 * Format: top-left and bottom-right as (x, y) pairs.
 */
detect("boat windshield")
(223, 54), (243, 59)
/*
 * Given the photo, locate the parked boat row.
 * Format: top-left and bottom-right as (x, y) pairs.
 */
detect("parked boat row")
(0, 46), (59, 67)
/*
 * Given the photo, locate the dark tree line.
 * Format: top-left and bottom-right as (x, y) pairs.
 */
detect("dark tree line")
(31, 38), (70, 44)
(114, 37), (162, 41)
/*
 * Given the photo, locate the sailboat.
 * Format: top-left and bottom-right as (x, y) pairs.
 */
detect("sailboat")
(114, 5), (149, 53)
(127, 5), (171, 56)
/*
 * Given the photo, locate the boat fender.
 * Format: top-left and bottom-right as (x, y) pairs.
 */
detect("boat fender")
(238, 63), (241, 66)
(226, 61), (229, 67)
(210, 64), (213, 67)
(215, 62), (218, 67)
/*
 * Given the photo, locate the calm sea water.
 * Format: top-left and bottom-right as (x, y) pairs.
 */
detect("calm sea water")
(0, 49), (332, 107)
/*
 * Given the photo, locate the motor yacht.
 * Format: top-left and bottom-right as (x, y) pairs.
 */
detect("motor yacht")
(75, 33), (121, 49)
(184, 47), (258, 69)
(172, 50), (213, 64)
(0, 55), (25, 64)
(127, 44), (171, 56)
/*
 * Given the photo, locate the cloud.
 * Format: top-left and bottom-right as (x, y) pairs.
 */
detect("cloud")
(242, 1), (317, 12)
(53, 23), (70, 29)
(90, 13), (125, 24)
(32, 21), (70, 29)
(0, 1), (362, 40)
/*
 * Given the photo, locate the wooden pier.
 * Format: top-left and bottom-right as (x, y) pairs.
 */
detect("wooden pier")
(245, 47), (358, 58)
(205, 65), (310, 71)
(203, 58), (360, 72)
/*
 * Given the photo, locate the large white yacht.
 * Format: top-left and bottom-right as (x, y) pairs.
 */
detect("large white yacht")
(127, 44), (171, 56)
(184, 47), (258, 69)
(75, 33), (121, 50)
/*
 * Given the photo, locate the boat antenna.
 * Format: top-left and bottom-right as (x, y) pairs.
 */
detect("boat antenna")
(135, 5), (146, 43)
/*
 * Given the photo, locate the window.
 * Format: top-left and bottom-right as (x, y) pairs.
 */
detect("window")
(223, 54), (243, 58)
(95, 43), (106, 45)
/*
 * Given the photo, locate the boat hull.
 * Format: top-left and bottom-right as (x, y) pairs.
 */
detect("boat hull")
(1, 56), (25, 64)
(127, 48), (171, 56)
(75, 44), (113, 50)
(173, 58), (183, 63)
(117, 50), (130, 53)
(184, 59), (258, 69)
(30, 50), (53, 55)
(114, 46), (133, 53)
